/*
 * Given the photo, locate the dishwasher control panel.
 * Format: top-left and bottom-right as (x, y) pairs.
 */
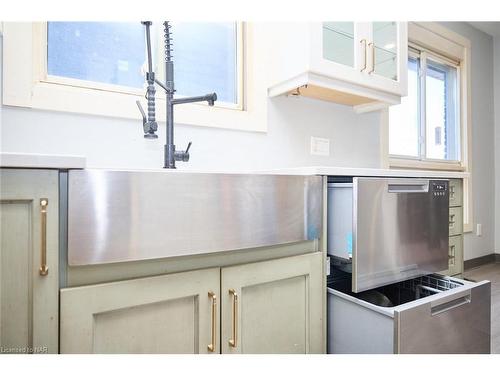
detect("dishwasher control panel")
(431, 181), (448, 197)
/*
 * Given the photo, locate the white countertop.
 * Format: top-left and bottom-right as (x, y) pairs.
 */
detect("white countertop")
(0, 152), (86, 169)
(262, 166), (469, 179)
(0, 153), (468, 179)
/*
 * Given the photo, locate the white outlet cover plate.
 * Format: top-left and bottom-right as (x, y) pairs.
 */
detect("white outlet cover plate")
(310, 136), (330, 156)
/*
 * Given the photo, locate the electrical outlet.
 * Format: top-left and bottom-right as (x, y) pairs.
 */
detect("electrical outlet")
(476, 223), (482, 237)
(310, 136), (330, 156)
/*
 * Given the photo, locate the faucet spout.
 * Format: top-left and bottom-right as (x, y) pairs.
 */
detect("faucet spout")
(138, 21), (217, 168)
(172, 93), (218, 106)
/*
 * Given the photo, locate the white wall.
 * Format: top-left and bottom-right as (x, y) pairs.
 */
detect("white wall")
(0, 31), (2, 133)
(495, 36), (500, 255)
(0, 23), (497, 260)
(0, 97), (382, 171)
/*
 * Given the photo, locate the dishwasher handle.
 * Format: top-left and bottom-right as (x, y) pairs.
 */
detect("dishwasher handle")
(387, 180), (430, 193)
(430, 290), (471, 316)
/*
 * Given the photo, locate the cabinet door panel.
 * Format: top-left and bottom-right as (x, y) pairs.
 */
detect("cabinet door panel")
(0, 202), (32, 350)
(241, 275), (307, 353)
(447, 235), (463, 276)
(372, 22), (398, 81)
(221, 252), (323, 354)
(322, 22), (356, 68)
(364, 22), (408, 96)
(0, 169), (59, 354)
(449, 207), (463, 236)
(60, 268), (219, 354)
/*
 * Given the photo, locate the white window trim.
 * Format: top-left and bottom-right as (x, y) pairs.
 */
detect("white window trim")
(381, 22), (473, 232)
(2, 22), (267, 133)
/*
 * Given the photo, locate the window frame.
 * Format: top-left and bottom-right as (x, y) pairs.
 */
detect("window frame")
(384, 22), (471, 174)
(2, 22), (267, 132)
(389, 45), (462, 167)
(42, 22), (244, 110)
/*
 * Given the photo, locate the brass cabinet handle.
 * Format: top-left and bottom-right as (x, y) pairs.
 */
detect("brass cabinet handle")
(39, 198), (49, 276)
(449, 214), (456, 227)
(228, 288), (238, 348)
(360, 39), (367, 72)
(208, 291), (217, 352)
(368, 42), (375, 73)
(449, 245), (456, 265)
(450, 185), (456, 199)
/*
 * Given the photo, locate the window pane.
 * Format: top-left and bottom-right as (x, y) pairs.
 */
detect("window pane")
(171, 22), (238, 104)
(47, 22), (239, 105)
(47, 22), (146, 89)
(425, 59), (459, 161)
(389, 57), (419, 157)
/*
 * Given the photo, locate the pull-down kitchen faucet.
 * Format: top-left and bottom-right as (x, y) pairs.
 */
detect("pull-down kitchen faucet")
(136, 21), (217, 168)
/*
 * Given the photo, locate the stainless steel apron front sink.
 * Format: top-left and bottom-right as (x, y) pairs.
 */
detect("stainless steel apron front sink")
(67, 170), (323, 265)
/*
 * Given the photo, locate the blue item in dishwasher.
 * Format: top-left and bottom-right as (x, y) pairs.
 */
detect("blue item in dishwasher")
(347, 233), (353, 258)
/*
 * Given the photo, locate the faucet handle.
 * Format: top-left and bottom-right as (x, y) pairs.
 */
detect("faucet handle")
(174, 142), (192, 162)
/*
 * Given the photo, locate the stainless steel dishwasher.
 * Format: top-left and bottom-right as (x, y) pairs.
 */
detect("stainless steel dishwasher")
(327, 177), (491, 354)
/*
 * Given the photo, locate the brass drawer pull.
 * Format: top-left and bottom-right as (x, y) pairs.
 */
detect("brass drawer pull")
(208, 291), (217, 352)
(449, 214), (456, 227)
(450, 185), (456, 199)
(449, 245), (456, 265)
(39, 198), (49, 276)
(229, 288), (238, 348)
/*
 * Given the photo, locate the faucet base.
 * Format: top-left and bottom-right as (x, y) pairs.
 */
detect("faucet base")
(164, 144), (176, 169)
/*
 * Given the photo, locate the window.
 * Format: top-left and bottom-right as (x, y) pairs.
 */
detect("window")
(3, 22), (265, 132)
(46, 22), (241, 107)
(389, 46), (460, 164)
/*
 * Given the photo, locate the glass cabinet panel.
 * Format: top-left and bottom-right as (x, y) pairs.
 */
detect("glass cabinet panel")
(322, 22), (355, 67)
(372, 22), (398, 80)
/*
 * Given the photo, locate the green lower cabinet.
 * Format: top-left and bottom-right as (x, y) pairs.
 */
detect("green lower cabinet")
(0, 169), (59, 354)
(60, 267), (220, 354)
(60, 252), (323, 354)
(447, 235), (464, 276)
(440, 179), (464, 277)
(221, 252), (323, 354)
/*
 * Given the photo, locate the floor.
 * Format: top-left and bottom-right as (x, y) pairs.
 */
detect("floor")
(464, 262), (500, 354)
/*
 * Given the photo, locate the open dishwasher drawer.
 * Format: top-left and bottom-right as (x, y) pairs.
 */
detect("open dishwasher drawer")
(327, 273), (491, 354)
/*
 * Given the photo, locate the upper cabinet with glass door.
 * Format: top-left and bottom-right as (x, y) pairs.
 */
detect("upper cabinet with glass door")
(266, 22), (407, 113)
